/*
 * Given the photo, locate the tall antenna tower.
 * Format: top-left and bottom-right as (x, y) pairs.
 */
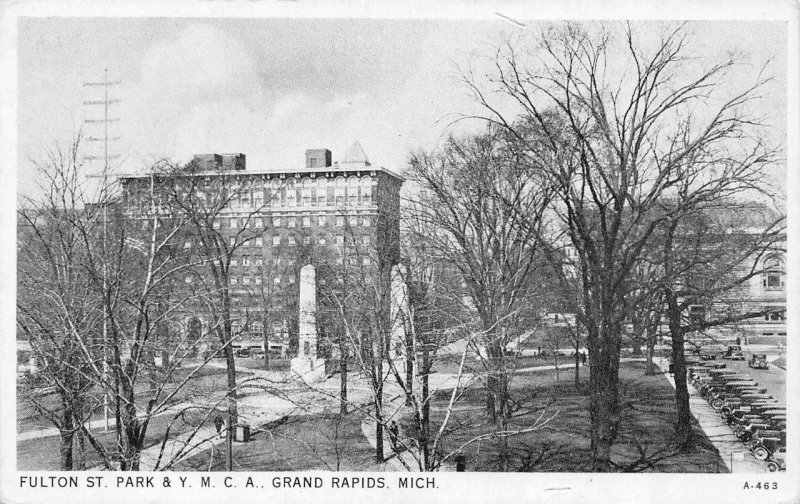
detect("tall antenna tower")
(83, 69), (121, 432)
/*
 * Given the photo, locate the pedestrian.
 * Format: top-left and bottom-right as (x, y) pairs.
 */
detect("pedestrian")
(214, 414), (225, 437)
(581, 351), (587, 366)
(736, 336), (741, 346)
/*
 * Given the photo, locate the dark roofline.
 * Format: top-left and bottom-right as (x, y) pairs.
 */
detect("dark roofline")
(119, 165), (405, 183)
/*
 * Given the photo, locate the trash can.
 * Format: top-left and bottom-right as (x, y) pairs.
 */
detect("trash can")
(234, 423), (251, 442)
(455, 454), (466, 472)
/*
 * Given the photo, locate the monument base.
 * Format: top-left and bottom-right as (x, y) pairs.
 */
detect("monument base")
(291, 357), (326, 383)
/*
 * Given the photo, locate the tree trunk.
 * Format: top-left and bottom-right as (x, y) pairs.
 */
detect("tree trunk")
(375, 360), (384, 463)
(666, 294), (693, 450)
(645, 342), (656, 375)
(263, 324), (270, 371)
(220, 316), (239, 471)
(574, 336), (581, 388)
(60, 406), (74, 470)
(421, 342), (431, 470)
(631, 336), (642, 355)
(588, 323), (622, 472)
(340, 357), (348, 416)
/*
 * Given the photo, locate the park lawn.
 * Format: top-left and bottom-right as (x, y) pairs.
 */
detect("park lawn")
(404, 361), (726, 473)
(17, 368), (253, 470)
(175, 412), (376, 471)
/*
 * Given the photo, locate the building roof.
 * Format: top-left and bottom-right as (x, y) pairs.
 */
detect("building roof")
(342, 140), (370, 165)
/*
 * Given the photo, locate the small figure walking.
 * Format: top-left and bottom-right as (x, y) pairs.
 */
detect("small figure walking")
(214, 414), (225, 437)
(580, 351), (587, 366)
(736, 336), (741, 346)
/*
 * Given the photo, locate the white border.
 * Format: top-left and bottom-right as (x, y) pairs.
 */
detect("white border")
(1, 1), (797, 504)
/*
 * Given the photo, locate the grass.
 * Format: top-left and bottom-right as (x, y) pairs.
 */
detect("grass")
(402, 362), (726, 472)
(175, 412), (376, 471)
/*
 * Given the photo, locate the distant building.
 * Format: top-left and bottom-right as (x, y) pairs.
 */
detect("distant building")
(119, 142), (403, 357)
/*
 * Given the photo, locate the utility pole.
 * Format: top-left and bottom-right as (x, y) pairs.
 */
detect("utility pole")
(83, 69), (121, 433)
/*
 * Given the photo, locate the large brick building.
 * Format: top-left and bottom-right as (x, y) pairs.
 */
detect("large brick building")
(119, 142), (403, 357)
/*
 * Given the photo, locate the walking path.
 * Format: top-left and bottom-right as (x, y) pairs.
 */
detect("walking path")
(656, 358), (766, 473)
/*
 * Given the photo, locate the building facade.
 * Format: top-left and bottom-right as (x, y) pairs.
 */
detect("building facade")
(119, 142), (403, 357)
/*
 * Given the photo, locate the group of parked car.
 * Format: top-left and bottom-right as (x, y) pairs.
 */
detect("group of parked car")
(687, 358), (785, 472)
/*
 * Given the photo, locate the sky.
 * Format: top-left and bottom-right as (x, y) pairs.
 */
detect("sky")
(16, 18), (788, 200)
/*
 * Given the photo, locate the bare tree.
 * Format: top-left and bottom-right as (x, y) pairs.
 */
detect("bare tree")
(157, 160), (283, 470)
(465, 21), (781, 469)
(407, 128), (552, 431)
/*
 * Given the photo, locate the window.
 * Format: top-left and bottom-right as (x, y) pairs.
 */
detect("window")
(288, 236), (296, 246)
(288, 217), (296, 228)
(336, 216), (344, 227)
(213, 219), (221, 230)
(302, 216), (311, 227)
(271, 179), (282, 207)
(255, 257), (263, 266)
(185, 275), (193, 284)
(274, 276), (281, 285)
(272, 236), (281, 246)
(273, 217), (281, 227)
(288, 275), (295, 284)
(348, 176), (359, 205)
(255, 218), (263, 228)
(319, 237), (327, 246)
(254, 190), (263, 209)
(242, 276), (251, 285)
(230, 218), (238, 229)
(286, 179), (296, 207)
(362, 216), (370, 227)
(229, 237), (236, 247)
(363, 236), (371, 247)
(361, 176), (373, 204)
(763, 256), (785, 290)
(231, 276), (238, 285)
(349, 215), (357, 226)
(242, 255), (250, 266)
(335, 177), (345, 204)
(303, 236), (310, 246)
(319, 216), (327, 226)
(255, 276), (262, 285)
(302, 179), (312, 206)
(184, 240), (192, 249)
(255, 237), (263, 247)
(363, 257), (371, 266)
(336, 235), (344, 245)
(250, 321), (263, 339)
(317, 178), (327, 206)
(231, 257), (238, 267)
(764, 306), (786, 321)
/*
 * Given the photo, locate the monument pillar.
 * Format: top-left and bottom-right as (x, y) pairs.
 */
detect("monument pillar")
(291, 264), (326, 382)
(390, 264), (415, 383)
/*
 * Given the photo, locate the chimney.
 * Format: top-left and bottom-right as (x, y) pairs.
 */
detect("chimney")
(221, 153), (246, 171)
(305, 149), (332, 169)
(192, 154), (223, 172)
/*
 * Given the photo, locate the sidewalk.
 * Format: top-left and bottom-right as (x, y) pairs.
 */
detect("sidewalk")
(656, 358), (767, 473)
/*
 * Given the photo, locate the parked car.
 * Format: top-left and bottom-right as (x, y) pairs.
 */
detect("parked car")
(748, 354), (769, 369)
(722, 345), (745, 360)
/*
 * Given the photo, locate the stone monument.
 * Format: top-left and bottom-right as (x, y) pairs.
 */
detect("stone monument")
(291, 264), (326, 383)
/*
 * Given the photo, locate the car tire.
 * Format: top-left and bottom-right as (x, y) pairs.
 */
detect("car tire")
(753, 446), (770, 461)
(767, 461), (779, 472)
